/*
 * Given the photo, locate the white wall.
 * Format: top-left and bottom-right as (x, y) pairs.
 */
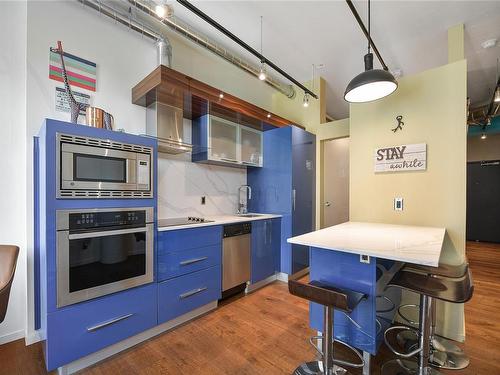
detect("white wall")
(468, 133), (500, 162)
(0, 1), (27, 344)
(0, 0), (292, 345)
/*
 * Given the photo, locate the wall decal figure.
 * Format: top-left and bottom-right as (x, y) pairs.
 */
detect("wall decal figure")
(392, 115), (404, 133)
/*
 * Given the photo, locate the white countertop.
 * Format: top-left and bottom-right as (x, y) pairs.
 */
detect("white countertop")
(287, 221), (445, 266)
(157, 213), (282, 232)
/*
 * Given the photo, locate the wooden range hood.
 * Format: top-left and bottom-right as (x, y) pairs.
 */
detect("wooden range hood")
(131, 65), (299, 129)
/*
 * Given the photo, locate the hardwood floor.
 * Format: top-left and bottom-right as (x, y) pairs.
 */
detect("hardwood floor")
(0, 241), (498, 375)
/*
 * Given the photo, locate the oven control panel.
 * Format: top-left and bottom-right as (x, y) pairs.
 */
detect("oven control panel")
(69, 210), (146, 230)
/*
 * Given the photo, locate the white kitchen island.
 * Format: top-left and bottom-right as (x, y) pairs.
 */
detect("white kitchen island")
(287, 221), (446, 373)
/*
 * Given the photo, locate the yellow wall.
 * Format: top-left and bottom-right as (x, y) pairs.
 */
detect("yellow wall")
(349, 60), (467, 340)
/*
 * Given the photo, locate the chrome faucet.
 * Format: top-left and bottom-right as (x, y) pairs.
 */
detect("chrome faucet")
(238, 185), (252, 214)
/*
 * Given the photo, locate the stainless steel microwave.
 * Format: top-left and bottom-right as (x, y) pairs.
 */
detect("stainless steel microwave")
(56, 133), (153, 199)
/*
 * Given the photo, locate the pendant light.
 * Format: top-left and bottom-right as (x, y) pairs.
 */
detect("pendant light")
(258, 16), (267, 81)
(494, 86), (500, 103)
(344, 0), (397, 103)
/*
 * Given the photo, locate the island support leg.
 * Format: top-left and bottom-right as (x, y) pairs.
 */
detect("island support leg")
(362, 351), (371, 375)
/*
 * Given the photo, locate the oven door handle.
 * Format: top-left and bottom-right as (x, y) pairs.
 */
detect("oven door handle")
(68, 227), (147, 240)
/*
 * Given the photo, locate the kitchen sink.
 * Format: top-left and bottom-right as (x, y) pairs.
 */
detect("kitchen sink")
(237, 214), (265, 218)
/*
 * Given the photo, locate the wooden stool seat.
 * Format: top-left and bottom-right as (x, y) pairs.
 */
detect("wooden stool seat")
(402, 261), (468, 279)
(288, 279), (366, 313)
(0, 245), (20, 323)
(388, 268), (473, 304)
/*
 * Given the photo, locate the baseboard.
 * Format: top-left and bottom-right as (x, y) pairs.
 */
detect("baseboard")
(57, 301), (218, 375)
(276, 272), (289, 282)
(24, 330), (43, 346)
(0, 329), (25, 345)
(245, 274), (278, 293)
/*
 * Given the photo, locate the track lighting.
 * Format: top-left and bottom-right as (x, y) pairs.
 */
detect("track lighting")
(481, 133), (487, 140)
(303, 93), (310, 108)
(155, 1), (173, 19)
(258, 63), (267, 81)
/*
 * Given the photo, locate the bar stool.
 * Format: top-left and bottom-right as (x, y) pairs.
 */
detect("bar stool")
(0, 245), (20, 323)
(288, 279), (366, 375)
(395, 262), (470, 370)
(382, 265), (473, 375)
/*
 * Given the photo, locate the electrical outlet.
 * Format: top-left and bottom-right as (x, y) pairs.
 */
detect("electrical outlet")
(201, 196), (206, 205)
(394, 197), (403, 211)
(360, 254), (370, 264)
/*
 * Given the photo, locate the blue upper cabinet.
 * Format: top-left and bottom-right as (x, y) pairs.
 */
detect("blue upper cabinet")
(192, 114), (263, 168)
(251, 218), (281, 284)
(247, 126), (315, 275)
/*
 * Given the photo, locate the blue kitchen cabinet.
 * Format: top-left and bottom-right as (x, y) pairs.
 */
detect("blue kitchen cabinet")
(251, 218), (281, 284)
(248, 126), (316, 276)
(156, 226), (222, 323)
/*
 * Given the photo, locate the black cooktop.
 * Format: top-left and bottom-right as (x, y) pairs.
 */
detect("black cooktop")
(157, 217), (214, 227)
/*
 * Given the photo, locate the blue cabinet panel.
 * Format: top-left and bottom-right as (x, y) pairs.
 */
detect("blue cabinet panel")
(251, 218), (281, 284)
(158, 266), (221, 324)
(157, 226), (222, 254)
(158, 243), (221, 281)
(247, 126), (315, 276)
(45, 284), (157, 370)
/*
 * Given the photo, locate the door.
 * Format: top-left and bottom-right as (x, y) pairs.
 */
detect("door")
(322, 137), (350, 228)
(208, 115), (239, 163)
(467, 161), (500, 243)
(240, 126), (263, 167)
(291, 127), (316, 274)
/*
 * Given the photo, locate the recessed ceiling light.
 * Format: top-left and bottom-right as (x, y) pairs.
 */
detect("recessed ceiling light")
(267, 113), (271, 118)
(219, 93), (224, 99)
(481, 38), (498, 49)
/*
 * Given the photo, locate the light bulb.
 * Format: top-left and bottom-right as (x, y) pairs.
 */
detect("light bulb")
(219, 93), (224, 99)
(258, 64), (266, 81)
(267, 113), (271, 118)
(155, 4), (167, 18)
(303, 93), (309, 108)
(481, 133), (487, 140)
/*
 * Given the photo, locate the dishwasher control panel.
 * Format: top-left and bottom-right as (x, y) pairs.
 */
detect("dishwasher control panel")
(223, 222), (252, 237)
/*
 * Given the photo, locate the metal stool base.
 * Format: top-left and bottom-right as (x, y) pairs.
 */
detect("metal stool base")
(293, 361), (347, 375)
(381, 359), (444, 375)
(431, 350), (470, 370)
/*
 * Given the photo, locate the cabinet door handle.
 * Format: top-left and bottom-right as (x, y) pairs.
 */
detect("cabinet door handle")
(87, 313), (134, 332)
(179, 287), (208, 299)
(292, 189), (296, 211)
(180, 257), (208, 266)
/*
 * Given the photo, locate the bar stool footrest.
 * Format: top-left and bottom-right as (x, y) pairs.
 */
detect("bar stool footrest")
(384, 326), (422, 358)
(293, 361), (347, 375)
(381, 359), (444, 375)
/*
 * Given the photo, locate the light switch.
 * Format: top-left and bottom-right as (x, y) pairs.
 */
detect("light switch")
(394, 197), (404, 211)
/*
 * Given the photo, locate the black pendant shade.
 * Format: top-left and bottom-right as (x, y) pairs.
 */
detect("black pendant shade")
(344, 53), (398, 103)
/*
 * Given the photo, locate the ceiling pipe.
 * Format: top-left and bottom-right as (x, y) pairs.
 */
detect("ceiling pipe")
(76, 0), (172, 67)
(127, 0), (296, 99)
(468, 77), (500, 126)
(175, 0), (313, 99)
(345, 0), (389, 71)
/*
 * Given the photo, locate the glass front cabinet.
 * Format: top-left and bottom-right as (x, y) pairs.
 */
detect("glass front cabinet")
(192, 114), (263, 168)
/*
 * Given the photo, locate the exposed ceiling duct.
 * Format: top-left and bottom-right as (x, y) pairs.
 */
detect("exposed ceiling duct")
(127, 0), (296, 99)
(77, 0), (295, 99)
(468, 77), (500, 127)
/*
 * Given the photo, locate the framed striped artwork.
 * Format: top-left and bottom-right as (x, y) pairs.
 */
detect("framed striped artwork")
(49, 49), (96, 92)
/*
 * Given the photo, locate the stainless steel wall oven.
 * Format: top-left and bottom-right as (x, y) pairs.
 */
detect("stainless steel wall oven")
(56, 207), (154, 307)
(56, 133), (153, 199)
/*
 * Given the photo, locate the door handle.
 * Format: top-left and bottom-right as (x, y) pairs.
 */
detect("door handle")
(68, 227), (147, 240)
(180, 257), (208, 266)
(292, 189), (296, 212)
(325, 201), (331, 207)
(179, 287), (208, 299)
(87, 313), (134, 332)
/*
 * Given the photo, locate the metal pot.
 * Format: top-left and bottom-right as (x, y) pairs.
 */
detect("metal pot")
(85, 107), (114, 130)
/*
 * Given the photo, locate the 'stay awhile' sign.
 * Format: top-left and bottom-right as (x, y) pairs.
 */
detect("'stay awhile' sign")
(374, 143), (427, 173)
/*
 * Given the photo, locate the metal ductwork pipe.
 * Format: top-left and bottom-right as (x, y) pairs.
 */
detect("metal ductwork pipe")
(126, 0), (296, 99)
(77, 0), (173, 67)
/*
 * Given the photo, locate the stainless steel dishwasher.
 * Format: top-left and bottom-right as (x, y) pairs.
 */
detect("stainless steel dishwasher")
(222, 222), (251, 297)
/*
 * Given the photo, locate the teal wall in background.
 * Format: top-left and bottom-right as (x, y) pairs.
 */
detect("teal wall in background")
(468, 115), (500, 136)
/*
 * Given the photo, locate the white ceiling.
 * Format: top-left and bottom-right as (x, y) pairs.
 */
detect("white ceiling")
(168, 1), (500, 119)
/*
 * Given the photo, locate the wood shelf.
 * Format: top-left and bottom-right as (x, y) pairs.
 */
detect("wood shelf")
(131, 65), (298, 129)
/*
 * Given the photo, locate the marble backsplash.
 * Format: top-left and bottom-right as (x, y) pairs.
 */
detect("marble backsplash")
(157, 119), (246, 218)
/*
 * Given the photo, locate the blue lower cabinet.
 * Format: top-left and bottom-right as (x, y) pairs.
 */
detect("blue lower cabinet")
(158, 226), (222, 253)
(158, 244), (221, 281)
(251, 219), (281, 284)
(45, 284), (157, 371)
(158, 265), (221, 324)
